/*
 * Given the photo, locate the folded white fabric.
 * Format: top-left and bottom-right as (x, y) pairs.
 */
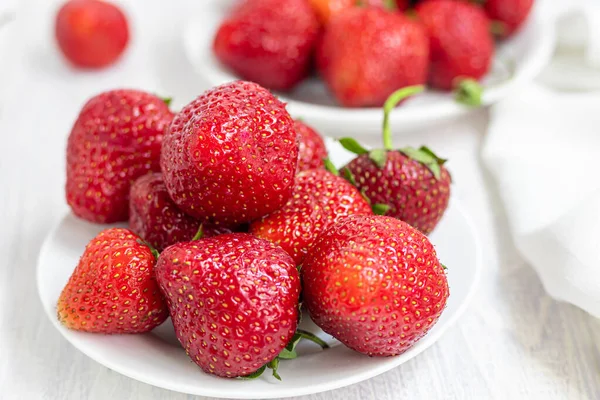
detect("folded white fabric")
(483, 1), (600, 317)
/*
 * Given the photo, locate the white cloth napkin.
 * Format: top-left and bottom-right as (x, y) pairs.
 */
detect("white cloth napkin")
(483, 1), (600, 318)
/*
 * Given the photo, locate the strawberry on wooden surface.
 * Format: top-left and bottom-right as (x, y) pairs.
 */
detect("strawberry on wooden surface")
(295, 120), (328, 172)
(55, 0), (129, 69)
(316, 7), (429, 107)
(213, 0), (319, 91)
(66, 90), (174, 224)
(129, 173), (237, 252)
(57, 228), (168, 333)
(340, 86), (451, 235)
(302, 214), (449, 356)
(155, 233), (301, 378)
(160, 81), (298, 226)
(250, 168), (372, 265)
(416, 0), (494, 100)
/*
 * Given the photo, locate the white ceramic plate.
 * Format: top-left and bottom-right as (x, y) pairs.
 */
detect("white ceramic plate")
(37, 142), (482, 399)
(182, 0), (556, 135)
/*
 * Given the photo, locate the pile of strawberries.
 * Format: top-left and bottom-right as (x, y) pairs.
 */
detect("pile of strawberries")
(59, 80), (451, 379)
(213, 0), (534, 107)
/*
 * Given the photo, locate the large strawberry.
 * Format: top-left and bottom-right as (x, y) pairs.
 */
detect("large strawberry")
(340, 86), (451, 235)
(55, 0), (129, 69)
(213, 0), (319, 91)
(250, 168), (372, 265)
(155, 233), (301, 378)
(483, 0), (534, 38)
(302, 214), (449, 356)
(416, 0), (494, 104)
(57, 228), (168, 333)
(129, 173), (237, 252)
(295, 119), (328, 172)
(66, 90), (174, 223)
(160, 81), (298, 225)
(316, 6), (429, 107)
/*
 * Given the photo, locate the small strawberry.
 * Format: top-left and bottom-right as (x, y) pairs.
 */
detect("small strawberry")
(213, 0), (319, 91)
(250, 168), (372, 265)
(340, 86), (451, 235)
(55, 0), (129, 69)
(302, 214), (449, 356)
(416, 0), (494, 104)
(155, 233), (301, 378)
(66, 90), (174, 224)
(57, 228), (169, 333)
(129, 173), (237, 252)
(316, 7), (429, 107)
(160, 81), (298, 225)
(483, 0), (534, 38)
(295, 120), (328, 172)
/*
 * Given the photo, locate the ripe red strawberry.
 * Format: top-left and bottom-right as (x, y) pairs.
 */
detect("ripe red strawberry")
(66, 90), (174, 224)
(129, 173), (237, 252)
(57, 228), (169, 333)
(160, 81), (298, 225)
(302, 214), (449, 356)
(213, 0), (319, 91)
(316, 7), (429, 107)
(250, 168), (372, 265)
(340, 86), (451, 235)
(55, 0), (129, 69)
(155, 233), (300, 378)
(483, 0), (534, 38)
(416, 0), (494, 99)
(295, 120), (328, 172)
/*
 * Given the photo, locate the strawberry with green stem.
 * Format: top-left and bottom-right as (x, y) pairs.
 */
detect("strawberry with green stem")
(339, 86), (451, 235)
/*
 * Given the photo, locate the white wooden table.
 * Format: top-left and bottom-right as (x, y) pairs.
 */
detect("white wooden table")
(1, 1), (599, 399)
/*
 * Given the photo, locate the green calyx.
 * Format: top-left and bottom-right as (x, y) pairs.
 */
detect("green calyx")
(323, 157), (340, 176)
(136, 238), (160, 259)
(454, 78), (483, 107)
(239, 329), (328, 381)
(191, 225), (204, 241)
(372, 203), (391, 215)
(161, 97), (173, 107)
(399, 146), (447, 180)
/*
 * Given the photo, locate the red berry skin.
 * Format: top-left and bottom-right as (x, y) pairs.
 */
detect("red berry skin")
(129, 173), (237, 252)
(484, 0), (533, 38)
(250, 169), (372, 265)
(160, 81), (298, 225)
(344, 151), (451, 235)
(295, 120), (328, 172)
(155, 233), (300, 378)
(66, 90), (174, 224)
(213, 0), (319, 91)
(302, 215), (449, 356)
(57, 228), (169, 333)
(55, 0), (129, 69)
(416, 0), (494, 90)
(317, 8), (429, 107)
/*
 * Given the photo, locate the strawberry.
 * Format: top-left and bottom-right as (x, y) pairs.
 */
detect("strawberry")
(57, 228), (168, 333)
(129, 173), (237, 252)
(483, 0), (534, 38)
(340, 87), (451, 235)
(416, 0), (494, 103)
(316, 7), (429, 107)
(213, 0), (319, 91)
(155, 233), (301, 378)
(302, 214), (449, 356)
(295, 120), (328, 172)
(66, 90), (174, 224)
(250, 168), (372, 265)
(160, 81), (298, 226)
(55, 0), (129, 69)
